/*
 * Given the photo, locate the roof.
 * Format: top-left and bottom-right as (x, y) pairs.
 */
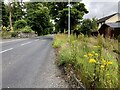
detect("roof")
(106, 22), (120, 28)
(116, 20), (120, 22)
(98, 13), (119, 23)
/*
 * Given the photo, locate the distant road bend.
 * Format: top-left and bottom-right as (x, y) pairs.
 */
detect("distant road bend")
(2, 35), (68, 88)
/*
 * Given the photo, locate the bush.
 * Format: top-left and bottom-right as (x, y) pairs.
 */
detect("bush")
(14, 20), (27, 30)
(11, 31), (18, 37)
(2, 26), (7, 32)
(20, 26), (34, 33)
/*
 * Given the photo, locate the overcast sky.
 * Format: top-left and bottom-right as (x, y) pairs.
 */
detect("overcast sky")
(4, 0), (120, 19)
(82, 0), (120, 19)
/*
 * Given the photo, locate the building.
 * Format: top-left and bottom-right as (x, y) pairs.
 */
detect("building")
(98, 13), (120, 28)
(92, 13), (120, 38)
(98, 22), (120, 38)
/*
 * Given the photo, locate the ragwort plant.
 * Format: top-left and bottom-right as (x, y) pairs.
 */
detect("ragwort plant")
(53, 34), (118, 88)
(78, 35), (118, 88)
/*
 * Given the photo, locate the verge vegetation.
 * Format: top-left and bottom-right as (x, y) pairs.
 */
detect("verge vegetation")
(53, 34), (119, 88)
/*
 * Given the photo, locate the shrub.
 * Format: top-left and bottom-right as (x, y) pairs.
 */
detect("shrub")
(2, 26), (7, 32)
(20, 26), (33, 33)
(14, 19), (27, 30)
(11, 31), (18, 37)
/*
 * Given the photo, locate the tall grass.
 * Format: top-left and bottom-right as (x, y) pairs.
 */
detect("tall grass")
(53, 34), (118, 88)
(0, 31), (11, 39)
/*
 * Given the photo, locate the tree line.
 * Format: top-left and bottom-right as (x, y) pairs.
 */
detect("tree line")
(1, 1), (98, 36)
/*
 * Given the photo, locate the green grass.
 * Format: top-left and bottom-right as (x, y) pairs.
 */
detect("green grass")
(52, 34), (68, 48)
(53, 34), (119, 88)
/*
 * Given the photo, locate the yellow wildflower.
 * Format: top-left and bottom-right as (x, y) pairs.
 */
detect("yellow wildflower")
(107, 61), (113, 65)
(102, 59), (106, 65)
(89, 59), (96, 63)
(101, 65), (105, 68)
(93, 45), (100, 48)
(84, 55), (87, 57)
(88, 53), (93, 57)
(93, 46), (97, 48)
(95, 53), (98, 56)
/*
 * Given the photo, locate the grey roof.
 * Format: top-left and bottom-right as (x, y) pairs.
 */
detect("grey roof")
(106, 22), (120, 28)
(116, 20), (120, 22)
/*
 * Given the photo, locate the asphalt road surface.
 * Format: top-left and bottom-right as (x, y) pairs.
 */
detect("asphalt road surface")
(1, 35), (68, 88)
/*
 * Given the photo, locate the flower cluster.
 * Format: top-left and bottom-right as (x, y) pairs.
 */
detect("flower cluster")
(84, 51), (113, 67)
(84, 51), (99, 58)
(89, 59), (96, 63)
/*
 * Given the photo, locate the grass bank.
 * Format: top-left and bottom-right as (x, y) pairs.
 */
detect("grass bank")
(53, 34), (119, 88)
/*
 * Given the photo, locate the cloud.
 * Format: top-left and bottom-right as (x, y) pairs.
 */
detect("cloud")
(82, 0), (119, 19)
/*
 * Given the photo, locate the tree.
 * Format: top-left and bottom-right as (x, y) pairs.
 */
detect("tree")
(71, 2), (88, 30)
(2, 0), (25, 30)
(12, 1), (25, 25)
(9, 1), (13, 31)
(91, 18), (98, 32)
(49, 2), (68, 19)
(2, 2), (9, 27)
(80, 18), (98, 35)
(25, 2), (53, 35)
(80, 19), (92, 35)
(49, 2), (88, 33)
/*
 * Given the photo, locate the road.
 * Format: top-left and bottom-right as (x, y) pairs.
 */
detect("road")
(1, 35), (68, 88)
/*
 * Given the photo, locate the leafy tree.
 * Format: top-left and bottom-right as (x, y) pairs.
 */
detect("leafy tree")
(12, 1), (25, 25)
(49, 2), (88, 33)
(2, 2), (9, 27)
(91, 18), (98, 31)
(80, 19), (92, 35)
(2, 0), (25, 30)
(49, 2), (68, 19)
(80, 18), (98, 35)
(25, 2), (53, 35)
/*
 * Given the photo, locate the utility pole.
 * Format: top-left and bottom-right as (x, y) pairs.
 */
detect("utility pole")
(68, 0), (70, 38)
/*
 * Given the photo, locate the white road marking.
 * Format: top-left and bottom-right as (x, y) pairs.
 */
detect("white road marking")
(21, 41), (32, 46)
(0, 39), (28, 44)
(0, 48), (13, 54)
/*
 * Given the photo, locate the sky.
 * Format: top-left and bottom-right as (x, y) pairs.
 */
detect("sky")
(4, 0), (120, 19)
(82, 0), (120, 19)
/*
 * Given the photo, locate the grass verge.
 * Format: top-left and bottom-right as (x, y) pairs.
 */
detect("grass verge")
(53, 34), (119, 88)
